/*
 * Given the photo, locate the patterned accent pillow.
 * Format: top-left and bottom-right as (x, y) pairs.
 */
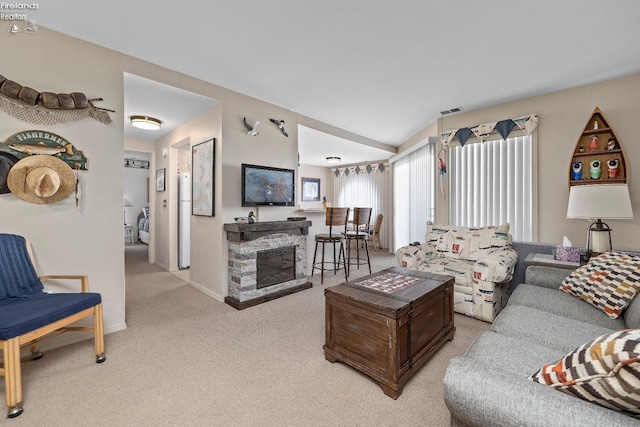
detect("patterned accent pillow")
(528, 329), (640, 419)
(560, 251), (640, 319)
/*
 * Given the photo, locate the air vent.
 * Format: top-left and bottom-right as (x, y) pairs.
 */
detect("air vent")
(440, 107), (463, 115)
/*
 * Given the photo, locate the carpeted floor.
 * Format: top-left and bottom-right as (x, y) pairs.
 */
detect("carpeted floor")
(2, 244), (490, 427)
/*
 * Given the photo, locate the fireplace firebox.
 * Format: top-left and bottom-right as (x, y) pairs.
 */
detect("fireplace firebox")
(257, 246), (296, 289)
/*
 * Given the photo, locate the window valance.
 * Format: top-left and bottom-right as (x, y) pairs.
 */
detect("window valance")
(331, 162), (390, 177)
(441, 114), (538, 147)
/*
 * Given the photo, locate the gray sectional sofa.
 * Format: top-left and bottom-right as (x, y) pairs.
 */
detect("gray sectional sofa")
(443, 264), (640, 426)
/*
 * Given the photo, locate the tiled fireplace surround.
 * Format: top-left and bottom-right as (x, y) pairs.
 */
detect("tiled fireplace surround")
(223, 221), (312, 310)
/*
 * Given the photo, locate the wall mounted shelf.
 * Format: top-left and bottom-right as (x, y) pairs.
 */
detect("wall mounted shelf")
(568, 107), (627, 187)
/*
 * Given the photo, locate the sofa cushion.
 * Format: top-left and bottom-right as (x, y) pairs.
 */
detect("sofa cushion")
(560, 251), (640, 319)
(464, 331), (564, 377)
(444, 356), (640, 427)
(528, 329), (640, 419)
(0, 292), (102, 340)
(492, 305), (615, 353)
(509, 284), (626, 330)
(425, 222), (511, 260)
(625, 295), (640, 329)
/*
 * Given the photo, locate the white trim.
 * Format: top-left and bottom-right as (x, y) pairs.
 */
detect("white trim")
(389, 137), (437, 164)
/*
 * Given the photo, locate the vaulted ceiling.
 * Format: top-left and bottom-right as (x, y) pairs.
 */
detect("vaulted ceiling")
(34, 1), (640, 162)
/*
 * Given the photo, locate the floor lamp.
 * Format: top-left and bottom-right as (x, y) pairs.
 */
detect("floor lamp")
(566, 184), (634, 260)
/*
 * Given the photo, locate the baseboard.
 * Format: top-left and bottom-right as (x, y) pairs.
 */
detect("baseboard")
(155, 261), (170, 271)
(189, 280), (224, 302)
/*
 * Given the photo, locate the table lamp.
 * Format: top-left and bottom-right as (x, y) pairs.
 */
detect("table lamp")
(566, 184), (634, 260)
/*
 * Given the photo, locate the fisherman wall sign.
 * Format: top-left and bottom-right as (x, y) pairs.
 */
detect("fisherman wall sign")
(0, 130), (88, 170)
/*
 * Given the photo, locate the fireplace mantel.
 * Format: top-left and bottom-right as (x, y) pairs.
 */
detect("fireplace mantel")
(223, 220), (311, 242)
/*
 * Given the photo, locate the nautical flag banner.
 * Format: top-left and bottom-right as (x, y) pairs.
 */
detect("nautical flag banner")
(442, 114), (538, 147)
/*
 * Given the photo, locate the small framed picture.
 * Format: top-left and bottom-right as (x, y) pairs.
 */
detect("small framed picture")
(156, 168), (166, 192)
(301, 177), (320, 201)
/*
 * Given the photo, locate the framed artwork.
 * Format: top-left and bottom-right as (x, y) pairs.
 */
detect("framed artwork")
(301, 177), (321, 201)
(192, 138), (215, 216)
(156, 168), (165, 192)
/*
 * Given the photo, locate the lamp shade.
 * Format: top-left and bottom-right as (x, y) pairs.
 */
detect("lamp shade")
(124, 198), (133, 207)
(566, 184), (634, 219)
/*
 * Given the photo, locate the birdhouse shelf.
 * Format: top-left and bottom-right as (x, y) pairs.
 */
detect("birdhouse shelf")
(568, 107), (627, 187)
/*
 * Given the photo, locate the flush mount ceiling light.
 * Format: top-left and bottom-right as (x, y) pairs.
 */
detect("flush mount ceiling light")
(326, 156), (341, 164)
(130, 115), (162, 130)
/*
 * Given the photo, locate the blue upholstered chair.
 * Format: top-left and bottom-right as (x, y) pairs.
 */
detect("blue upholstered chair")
(0, 234), (106, 418)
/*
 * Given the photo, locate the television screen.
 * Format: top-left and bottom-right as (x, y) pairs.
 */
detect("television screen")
(242, 163), (295, 207)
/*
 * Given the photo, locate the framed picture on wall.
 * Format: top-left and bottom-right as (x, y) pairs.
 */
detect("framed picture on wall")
(301, 177), (321, 201)
(192, 138), (215, 216)
(156, 168), (165, 192)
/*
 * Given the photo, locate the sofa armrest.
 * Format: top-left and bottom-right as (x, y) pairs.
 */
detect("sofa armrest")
(395, 244), (435, 269)
(472, 248), (518, 283)
(525, 265), (572, 290)
(444, 356), (639, 427)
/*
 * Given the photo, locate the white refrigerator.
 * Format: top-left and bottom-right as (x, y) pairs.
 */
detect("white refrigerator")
(178, 172), (191, 269)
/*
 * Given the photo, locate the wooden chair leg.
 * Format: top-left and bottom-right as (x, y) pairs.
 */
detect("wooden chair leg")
(3, 338), (23, 418)
(94, 304), (106, 363)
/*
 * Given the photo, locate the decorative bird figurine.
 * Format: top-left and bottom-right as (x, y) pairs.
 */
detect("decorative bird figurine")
(269, 118), (288, 137)
(243, 117), (260, 136)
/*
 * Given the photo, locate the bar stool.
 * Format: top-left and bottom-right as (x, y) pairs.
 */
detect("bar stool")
(345, 207), (372, 276)
(311, 207), (350, 284)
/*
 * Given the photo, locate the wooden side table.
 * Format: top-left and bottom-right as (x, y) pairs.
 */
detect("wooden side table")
(524, 253), (581, 270)
(124, 225), (134, 244)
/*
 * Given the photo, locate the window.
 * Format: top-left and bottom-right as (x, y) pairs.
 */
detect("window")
(333, 164), (391, 249)
(392, 141), (436, 250)
(448, 135), (533, 241)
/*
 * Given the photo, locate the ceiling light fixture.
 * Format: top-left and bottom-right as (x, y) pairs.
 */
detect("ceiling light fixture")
(130, 115), (162, 130)
(326, 156), (341, 164)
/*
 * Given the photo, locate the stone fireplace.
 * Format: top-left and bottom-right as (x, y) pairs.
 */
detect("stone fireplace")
(223, 220), (312, 310)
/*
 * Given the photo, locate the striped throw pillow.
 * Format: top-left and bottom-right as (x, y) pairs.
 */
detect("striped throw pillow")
(560, 251), (640, 319)
(528, 329), (640, 418)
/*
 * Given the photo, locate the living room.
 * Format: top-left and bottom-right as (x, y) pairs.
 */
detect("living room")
(1, 2), (639, 425)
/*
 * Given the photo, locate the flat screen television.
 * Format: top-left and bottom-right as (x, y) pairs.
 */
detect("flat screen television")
(241, 163), (295, 207)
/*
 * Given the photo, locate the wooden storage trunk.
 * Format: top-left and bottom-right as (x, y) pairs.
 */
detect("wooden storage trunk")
(323, 267), (455, 398)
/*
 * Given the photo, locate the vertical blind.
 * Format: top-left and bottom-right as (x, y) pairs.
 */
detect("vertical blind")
(449, 135), (533, 241)
(333, 167), (391, 250)
(392, 142), (435, 250)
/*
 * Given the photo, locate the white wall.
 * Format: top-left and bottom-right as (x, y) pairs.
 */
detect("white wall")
(0, 28), (127, 337)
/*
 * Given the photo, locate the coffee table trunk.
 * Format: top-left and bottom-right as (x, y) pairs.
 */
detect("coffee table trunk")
(323, 267), (455, 399)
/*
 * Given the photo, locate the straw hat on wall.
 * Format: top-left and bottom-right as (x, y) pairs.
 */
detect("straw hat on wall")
(7, 155), (75, 204)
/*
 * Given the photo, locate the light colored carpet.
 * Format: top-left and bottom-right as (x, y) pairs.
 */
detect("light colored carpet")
(2, 244), (489, 426)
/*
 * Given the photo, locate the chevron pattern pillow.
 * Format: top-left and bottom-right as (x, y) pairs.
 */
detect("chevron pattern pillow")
(528, 329), (640, 419)
(560, 251), (640, 319)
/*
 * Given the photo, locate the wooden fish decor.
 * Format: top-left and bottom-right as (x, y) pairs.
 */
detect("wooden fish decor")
(0, 73), (114, 126)
(0, 130), (89, 170)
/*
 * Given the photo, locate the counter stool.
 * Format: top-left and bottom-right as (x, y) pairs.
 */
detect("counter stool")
(345, 207), (372, 276)
(312, 207), (349, 284)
